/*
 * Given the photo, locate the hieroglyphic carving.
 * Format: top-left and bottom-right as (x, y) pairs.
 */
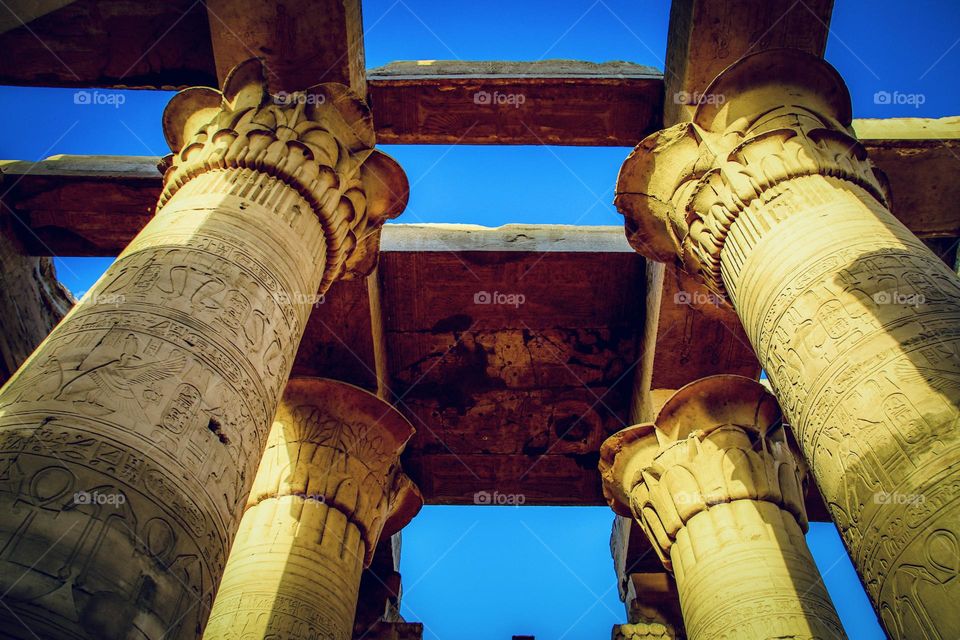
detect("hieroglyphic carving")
(203, 378), (422, 640)
(600, 376), (845, 640)
(614, 49), (960, 639)
(0, 59), (407, 639)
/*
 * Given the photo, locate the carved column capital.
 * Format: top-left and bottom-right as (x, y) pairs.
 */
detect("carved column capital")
(612, 621), (676, 640)
(250, 377), (423, 565)
(615, 49), (888, 297)
(600, 376), (845, 639)
(160, 59), (409, 288)
(204, 378), (422, 639)
(599, 375), (806, 568)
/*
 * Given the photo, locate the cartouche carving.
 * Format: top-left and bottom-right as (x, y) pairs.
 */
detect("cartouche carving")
(600, 375), (845, 640)
(0, 59), (407, 639)
(615, 49), (960, 639)
(203, 378), (422, 640)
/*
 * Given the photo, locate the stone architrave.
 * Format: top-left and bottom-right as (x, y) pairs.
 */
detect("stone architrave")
(0, 59), (407, 639)
(202, 378), (422, 639)
(601, 375), (846, 640)
(615, 48), (960, 639)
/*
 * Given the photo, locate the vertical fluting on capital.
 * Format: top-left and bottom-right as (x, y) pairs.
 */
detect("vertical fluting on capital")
(0, 60), (407, 639)
(203, 378), (422, 639)
(600, 375), (845, 640)
(615, 49), (960, 639)
(612, 621), (676, 640)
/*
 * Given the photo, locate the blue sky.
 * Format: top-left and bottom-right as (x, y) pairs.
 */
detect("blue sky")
(3, 1), (959, 638)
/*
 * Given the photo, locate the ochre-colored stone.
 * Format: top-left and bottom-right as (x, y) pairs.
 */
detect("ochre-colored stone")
(601, 375), (845, 640)
(0, 59), (406, 638)
(615, 49), (960, 640)
(203, 378), (421, 639)
(0, 215), (73, 384)
(612, 621), (675, 640)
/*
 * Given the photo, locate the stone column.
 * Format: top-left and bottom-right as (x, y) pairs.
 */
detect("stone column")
(617, 572), (684, 639)
(601, 375), (845, 640)
(612, 621), (676, 640)
(615, 49), (960, 639)
(202, 378), (422, 639)
(0, 211), (74, 385)
(0, 60), (408, 639)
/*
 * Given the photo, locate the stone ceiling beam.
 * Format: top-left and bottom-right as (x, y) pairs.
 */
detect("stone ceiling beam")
(367, 61), (663, 146)
(663, 0), (834, 125)
(0, 0), (216, 88)
(2, 118), (956, 257)
(205, 0), (366, 96)
(0, 0), (75, 34)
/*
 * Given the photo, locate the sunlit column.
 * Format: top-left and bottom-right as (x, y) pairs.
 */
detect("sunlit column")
(601, 375), (845, 639)
(0, 59), (407, 638)
(614, 48), (960, 639)
(203, 377), (422, 639)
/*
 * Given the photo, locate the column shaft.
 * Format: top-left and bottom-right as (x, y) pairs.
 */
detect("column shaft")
(0, 59), (406, 639)
(614, 50), (960, 638)
(721, 174), (960, 637)
(205, 497), (364, 638)
(671, 500), (838, 639)
(601, 376), (846, 640)
(203, 377), (421, 639)
(0, 170), (324, 638)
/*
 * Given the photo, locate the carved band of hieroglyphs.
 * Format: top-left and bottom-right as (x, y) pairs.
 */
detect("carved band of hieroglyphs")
(0, 57), (407, 638)
(0, 426), (216, 637)
(0, 158), (326, 640)
(721, 175), (960, 620)
(613, 50), (960, 639)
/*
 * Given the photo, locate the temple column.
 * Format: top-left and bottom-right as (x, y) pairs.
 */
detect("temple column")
(202, 377), (421, 639)
(600, 375), (845, 640)
(0, 60), (408, 639)
(0, 210), (73, 385)
(615, 48), (960, 639)
(613, 573), (684, 639)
